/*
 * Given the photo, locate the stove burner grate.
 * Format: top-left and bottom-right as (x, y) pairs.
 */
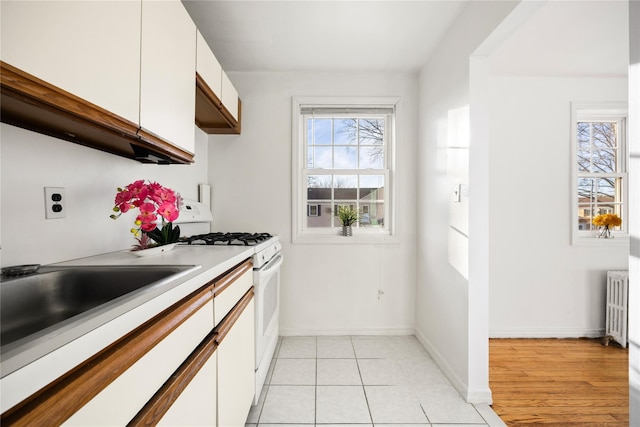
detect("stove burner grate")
(183, 232), (272, 246)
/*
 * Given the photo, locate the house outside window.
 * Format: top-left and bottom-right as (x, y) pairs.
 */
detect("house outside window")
(292, 97), (397, 242)
(572, 102), (628, 244)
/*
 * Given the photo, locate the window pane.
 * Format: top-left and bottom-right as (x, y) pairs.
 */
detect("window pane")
(576, 177), (624, 231)
(307, 175), (331, 200)
(578, 204), (594, 230)
(359, 201), (385, 228)
(358, 119), (384, 145)
(577, 122), (590, 147)
(592, 122), (616, 149)
(596, 177), (615, 201)
(359, 175), (385, 228)
(334, 175), (357, 200)
(578, 178), (595, 201)
(312, 119), (332, 145)
(314, 146), (332, 169)
(359, 146), (384, 169)
(359, 175), (385, 196)
(334, 146), (357, 168)
(577, 149), (590, 173)
(577, 121), (619, 173)
(306, 202), (333, 228)
(334, 119), (356, 145)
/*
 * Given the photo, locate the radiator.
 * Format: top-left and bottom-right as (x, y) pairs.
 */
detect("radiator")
(605, 270), (629, 347)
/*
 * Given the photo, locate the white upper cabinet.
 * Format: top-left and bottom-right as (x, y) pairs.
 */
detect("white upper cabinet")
(195, 31), (241, 133)
(221, 70), (240, 121)
(140, 0), (196, 155)
(196, 31), (223, 98)
(0, 1), (141, 124)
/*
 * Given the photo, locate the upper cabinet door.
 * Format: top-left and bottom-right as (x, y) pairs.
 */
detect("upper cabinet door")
(0, 1), (141, 124)
(196, 31), (222, 99)
(140, 0), (196, 155)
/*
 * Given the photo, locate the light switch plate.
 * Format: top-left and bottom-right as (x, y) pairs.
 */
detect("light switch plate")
(452, 184), (461, 203)
(45, 187), (65, 219)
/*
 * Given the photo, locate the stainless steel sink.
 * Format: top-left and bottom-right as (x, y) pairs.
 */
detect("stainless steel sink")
(0, 264), (199, 377)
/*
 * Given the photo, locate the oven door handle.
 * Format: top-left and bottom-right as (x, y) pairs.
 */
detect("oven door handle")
(257, 253), (283, 278)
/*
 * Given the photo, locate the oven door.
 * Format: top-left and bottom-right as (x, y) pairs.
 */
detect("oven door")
(253, 252), (283, 404)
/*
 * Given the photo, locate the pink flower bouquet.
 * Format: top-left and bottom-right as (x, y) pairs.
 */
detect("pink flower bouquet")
(110, 180), (182, 249)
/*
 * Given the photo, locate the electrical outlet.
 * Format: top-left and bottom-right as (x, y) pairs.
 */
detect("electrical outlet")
(44, 187), (65, 219)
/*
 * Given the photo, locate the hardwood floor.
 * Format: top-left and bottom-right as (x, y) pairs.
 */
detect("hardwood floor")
(489, 338), (629, 426)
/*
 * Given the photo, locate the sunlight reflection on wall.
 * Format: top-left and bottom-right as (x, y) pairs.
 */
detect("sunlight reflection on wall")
(447, 106), (470, 279)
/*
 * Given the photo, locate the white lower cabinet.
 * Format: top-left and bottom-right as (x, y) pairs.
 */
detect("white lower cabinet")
(158, 351), (217, 427)
(218, 298), (255, 427)
(62, 300), (214, 426)
(2, 260), (254, 426)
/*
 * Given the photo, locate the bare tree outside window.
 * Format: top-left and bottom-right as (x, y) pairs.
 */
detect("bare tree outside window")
(338, 118), (384, 165)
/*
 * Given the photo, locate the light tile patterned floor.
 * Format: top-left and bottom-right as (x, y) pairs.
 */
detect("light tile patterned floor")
(245, 336), (505, 427)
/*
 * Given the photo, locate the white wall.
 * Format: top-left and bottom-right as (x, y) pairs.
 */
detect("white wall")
(0, 124), (209, 267)
(416, 0), (518, 403)
(484, 0), (629, 338)
(207, 71), (418, 335)
(487, 75), (628, 337)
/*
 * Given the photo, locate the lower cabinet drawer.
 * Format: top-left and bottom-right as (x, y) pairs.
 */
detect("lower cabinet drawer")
(157, 351), (217, 427)
(63, 302), (214, 426)
(214, 260), (253, 325)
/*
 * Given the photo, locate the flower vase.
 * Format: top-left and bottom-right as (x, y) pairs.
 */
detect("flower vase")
(597, 226), (613, 239)
(341, 225), (353, 237)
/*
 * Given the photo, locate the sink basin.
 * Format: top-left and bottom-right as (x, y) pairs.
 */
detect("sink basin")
(0, 264), (198, 376)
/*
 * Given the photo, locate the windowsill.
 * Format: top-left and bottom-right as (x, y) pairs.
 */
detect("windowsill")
(572, 235), (630, 247)
(292, 232), (399, 245)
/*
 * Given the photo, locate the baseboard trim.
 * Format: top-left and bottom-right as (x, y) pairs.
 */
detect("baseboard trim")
(414, 330), (492, 404)
(278, 327), (415, 336)
(490, 328), (605, 339)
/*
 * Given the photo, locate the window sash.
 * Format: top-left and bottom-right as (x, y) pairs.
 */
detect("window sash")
(292, 97), (397, 241)
(303, 169), (390, 233)
(571, 102), (628, 242)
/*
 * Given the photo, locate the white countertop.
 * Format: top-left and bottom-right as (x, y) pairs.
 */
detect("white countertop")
(0, 245), (254, 413)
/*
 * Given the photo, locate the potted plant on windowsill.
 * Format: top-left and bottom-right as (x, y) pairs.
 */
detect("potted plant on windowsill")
(336, 205), (359, 237)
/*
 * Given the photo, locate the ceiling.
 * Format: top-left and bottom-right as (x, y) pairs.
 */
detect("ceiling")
(489, 0), (629, 77)
(183, 0), (467, 73)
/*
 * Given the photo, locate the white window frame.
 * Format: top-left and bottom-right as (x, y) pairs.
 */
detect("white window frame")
(571, 102), (629, 245)
(291, 96), (398, 244)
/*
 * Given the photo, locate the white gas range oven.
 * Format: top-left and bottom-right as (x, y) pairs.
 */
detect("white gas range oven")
(176, 200), (282, 405)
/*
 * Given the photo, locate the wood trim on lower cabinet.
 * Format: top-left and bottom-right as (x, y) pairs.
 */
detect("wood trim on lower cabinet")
(0, 283), (214, 427)
(212, 259), (253, 298)
(0, 61), (194, 164)
(127, 330), (219, 427)
(215, 287), (255, 344)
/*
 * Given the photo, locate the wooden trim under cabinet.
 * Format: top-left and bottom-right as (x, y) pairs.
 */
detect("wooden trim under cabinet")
(212, 259), (253, 298)
(127, 330), (218, 427)
(215, 287), (255, 344)
(195, 72), (241, 134)
(0, 282), (215, 427)
(128, 287), (255, 427)
(0, 61), (194, 164)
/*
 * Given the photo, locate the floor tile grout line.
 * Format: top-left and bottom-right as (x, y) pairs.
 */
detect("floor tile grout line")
(351, 335), (376, 426)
